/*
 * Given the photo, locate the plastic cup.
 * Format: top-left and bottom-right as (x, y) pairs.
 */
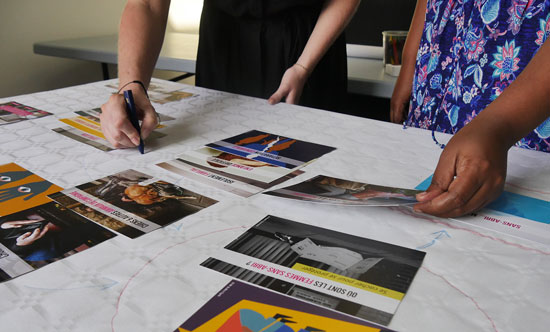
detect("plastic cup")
(382, 31), (408, 76)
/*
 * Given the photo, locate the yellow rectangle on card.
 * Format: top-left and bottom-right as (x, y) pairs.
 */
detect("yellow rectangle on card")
(291, 263), (404, 301)
(60, 117), (105, 139)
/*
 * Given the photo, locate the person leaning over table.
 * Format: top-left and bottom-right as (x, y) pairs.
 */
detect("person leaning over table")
(100, 0), (360, 148)
(390, 0), (550, 218)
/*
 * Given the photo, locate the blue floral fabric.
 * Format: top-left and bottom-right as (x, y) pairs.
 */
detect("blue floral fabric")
(406, 0), (550, 152)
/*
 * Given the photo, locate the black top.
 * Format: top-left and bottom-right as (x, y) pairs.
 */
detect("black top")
(196, 0), (347, 112)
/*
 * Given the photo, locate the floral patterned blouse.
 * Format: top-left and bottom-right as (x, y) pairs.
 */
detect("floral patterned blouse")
(406, 0), (550, 152)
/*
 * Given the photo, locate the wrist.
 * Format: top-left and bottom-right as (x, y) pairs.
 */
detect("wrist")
(294, 63), (311, 77)
(117, 80), (149, 99)
(465, 112), (517, 151)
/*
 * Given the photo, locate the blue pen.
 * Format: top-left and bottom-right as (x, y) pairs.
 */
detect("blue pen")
(123, 90), (144, 154)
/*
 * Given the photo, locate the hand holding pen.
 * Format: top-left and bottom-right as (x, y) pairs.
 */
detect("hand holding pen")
(100, 81), (158, 151)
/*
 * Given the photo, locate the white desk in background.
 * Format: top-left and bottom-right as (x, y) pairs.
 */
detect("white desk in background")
(33, 33), (199, 82)
(33, 33), (397, 98)
(0, 79), (549, 332)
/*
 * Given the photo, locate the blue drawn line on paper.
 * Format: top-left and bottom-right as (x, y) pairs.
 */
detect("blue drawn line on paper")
(417, 230), (451, 250)
(167, 223), (184, 232)
(25, 277), (118, 291)
(416, 175), (550, 224)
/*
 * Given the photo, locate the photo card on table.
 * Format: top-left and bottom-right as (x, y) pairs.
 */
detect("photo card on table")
(52, 108), (168, 152)
(0, 102), (52, 125)
(206, 130), (336, 170)
(265, 175), (421, 206)
(175, 279), (396, 332)
(0, 202), (116, 282)
(49, 169), (217, 238)
(202, 215), (425, 326)
(0, 163), (63, 217)
(157, 146), (304, 197)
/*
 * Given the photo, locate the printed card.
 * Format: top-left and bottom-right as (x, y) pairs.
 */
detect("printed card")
(176, 280), (395, 332)
(202, 215), (425, 326)
(266, 175), (421, 206)
(49, 169), (217, 238)
(0, 102), (52, 125)
(0, 163), (62, 216)
(0, 202), (115, 282)
(206, 130), (335, 170)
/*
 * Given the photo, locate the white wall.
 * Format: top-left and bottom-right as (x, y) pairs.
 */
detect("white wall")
(0, 0), (125, 98)
(167, 0), (202, 33)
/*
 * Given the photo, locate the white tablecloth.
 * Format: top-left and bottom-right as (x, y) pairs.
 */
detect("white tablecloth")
(1, 79), (549, 332)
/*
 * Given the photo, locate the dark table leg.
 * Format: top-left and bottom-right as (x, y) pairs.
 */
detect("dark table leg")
(101, 63), (110, 80)
(169, 73), (194, 82)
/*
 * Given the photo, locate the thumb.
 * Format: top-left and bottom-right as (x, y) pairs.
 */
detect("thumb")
(417, 152), (457, 202)
(268, 88), (285, 105)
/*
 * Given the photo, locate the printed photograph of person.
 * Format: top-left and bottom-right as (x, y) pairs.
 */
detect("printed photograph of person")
(0, 202), (115, 281)
(207, 130), (335, 169)
(50, 170), (217, 238)
(48, 193), (144, 239)
(202, 215), (425, 325)
(266, 175), (422, 206)
(82, 170), (217, 224)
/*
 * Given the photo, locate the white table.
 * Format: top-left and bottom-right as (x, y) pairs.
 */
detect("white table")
(0, 79), (549, 332)
(34, 33), (397, 98)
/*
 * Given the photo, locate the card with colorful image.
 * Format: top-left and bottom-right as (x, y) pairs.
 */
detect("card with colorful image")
(265, 175), (421, 206)
(157, 147), (305, 197)
(0, 202), (115, 282)
(0, 163), (63, 217)
(176, 280), (395, 332)
(0, 102), (52, 125)
(49, 169), (217, 238)
(206, 130), (335, 170)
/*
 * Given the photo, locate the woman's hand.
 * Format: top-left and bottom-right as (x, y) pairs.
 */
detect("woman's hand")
(414, 119), (509, 217)
(390, 75), (413, 123)
(268, 64), (310, 105)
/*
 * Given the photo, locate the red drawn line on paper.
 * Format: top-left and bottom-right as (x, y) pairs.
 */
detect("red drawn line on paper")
(422, 266), (499, 332)
(393, 207), (550, 256)
(111, 226), (247, 332)
(506, 182), (550, 196)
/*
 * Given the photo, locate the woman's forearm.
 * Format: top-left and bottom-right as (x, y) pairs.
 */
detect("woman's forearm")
(296, 0), (361, 72)
(118, 0), (171, 89)
(472, 39), (550, 148)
